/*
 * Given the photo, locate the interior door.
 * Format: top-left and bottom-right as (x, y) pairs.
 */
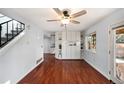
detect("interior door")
(110, 26), (124, 84)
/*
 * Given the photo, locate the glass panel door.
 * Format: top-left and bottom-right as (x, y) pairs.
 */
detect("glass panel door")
(115, 28), (124, 81)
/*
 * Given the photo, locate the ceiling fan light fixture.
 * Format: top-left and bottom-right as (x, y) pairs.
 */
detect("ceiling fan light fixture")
(61, 18), (70, 24)
(47, 8), (87, 26)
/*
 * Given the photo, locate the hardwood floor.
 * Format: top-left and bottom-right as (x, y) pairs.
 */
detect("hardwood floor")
(18, 54), (111, 84)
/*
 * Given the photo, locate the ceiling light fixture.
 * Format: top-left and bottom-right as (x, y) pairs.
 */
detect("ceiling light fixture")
(61, 19), (70, 24)
(61, 17), (70, 25)
(47, 8), (87, 26)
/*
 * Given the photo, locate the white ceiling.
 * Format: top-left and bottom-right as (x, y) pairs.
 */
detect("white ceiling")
(11, 8), (118, 32)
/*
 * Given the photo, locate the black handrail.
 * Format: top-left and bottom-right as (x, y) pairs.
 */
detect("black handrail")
(0, 19), (25, 25)
(0, 19), (25, 48)
(0, 19), (13, 25)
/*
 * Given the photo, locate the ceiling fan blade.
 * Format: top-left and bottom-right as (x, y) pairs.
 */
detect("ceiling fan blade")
(71, 10), (87, 18)
(70, 20), (80, 24)
(53, 8), (63, 16)
(47, 19), (60, 22)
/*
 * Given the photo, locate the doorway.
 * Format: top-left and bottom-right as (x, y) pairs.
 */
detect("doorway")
(43, 32), (55, 54)
(110, 24), (124, 83)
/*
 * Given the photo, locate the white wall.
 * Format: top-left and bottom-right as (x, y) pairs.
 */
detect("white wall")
(0, 16), (11, 24)
(0, 9), (44, 83)
(82, 9), (124, 79)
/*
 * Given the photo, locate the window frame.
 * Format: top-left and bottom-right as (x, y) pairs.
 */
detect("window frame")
(85, 32), (96, 53)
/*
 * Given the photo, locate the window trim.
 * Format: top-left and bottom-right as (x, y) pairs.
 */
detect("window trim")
(85, 31), (96, 53)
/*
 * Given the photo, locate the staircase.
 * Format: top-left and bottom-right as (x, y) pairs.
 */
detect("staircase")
(0, 19), (25, 48)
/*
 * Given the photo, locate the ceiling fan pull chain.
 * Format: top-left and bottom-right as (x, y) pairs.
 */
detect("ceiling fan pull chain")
(65, 24), (66, 30)
(64, 24), (67, 40)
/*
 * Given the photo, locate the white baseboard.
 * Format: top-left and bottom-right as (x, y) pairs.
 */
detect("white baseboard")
(82, 57), (110, 80)
(16, 58), (44, 84)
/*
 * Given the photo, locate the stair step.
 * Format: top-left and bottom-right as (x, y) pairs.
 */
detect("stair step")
(1, 36), (13, 45)
(1, 37), (7, 44)
(1, 37), (7, 41)
(16, 28), (22, 29)
(1, 32), (20, 45)
(16, 28), (22, 31)
(11, 30), (18, 34)
(1, 41), (6, 44)
(5, 33), (16, 37)
(1, 37), (12, 41)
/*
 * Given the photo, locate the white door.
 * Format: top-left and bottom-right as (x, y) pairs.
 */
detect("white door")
(110, 26), (124, 84)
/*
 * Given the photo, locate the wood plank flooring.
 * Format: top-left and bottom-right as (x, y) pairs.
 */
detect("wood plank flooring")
(18, 54), (111, 84)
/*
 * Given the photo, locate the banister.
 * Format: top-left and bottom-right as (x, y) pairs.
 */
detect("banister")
(0, 18), (25, 48)
(0, 19), (13, 25)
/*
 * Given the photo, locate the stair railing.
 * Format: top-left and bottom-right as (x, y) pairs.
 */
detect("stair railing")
(0, 19), (25, 48)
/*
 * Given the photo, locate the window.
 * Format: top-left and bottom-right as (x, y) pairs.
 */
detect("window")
(86, 32), (96, 52)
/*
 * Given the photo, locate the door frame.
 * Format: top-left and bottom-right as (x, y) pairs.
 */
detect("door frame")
(109, 21), (124, 84)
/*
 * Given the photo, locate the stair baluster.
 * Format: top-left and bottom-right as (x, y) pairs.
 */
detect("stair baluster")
(0, 19), (25, 48)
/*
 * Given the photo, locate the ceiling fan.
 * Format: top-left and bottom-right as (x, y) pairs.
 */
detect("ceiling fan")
(47, 8), (87, 26)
